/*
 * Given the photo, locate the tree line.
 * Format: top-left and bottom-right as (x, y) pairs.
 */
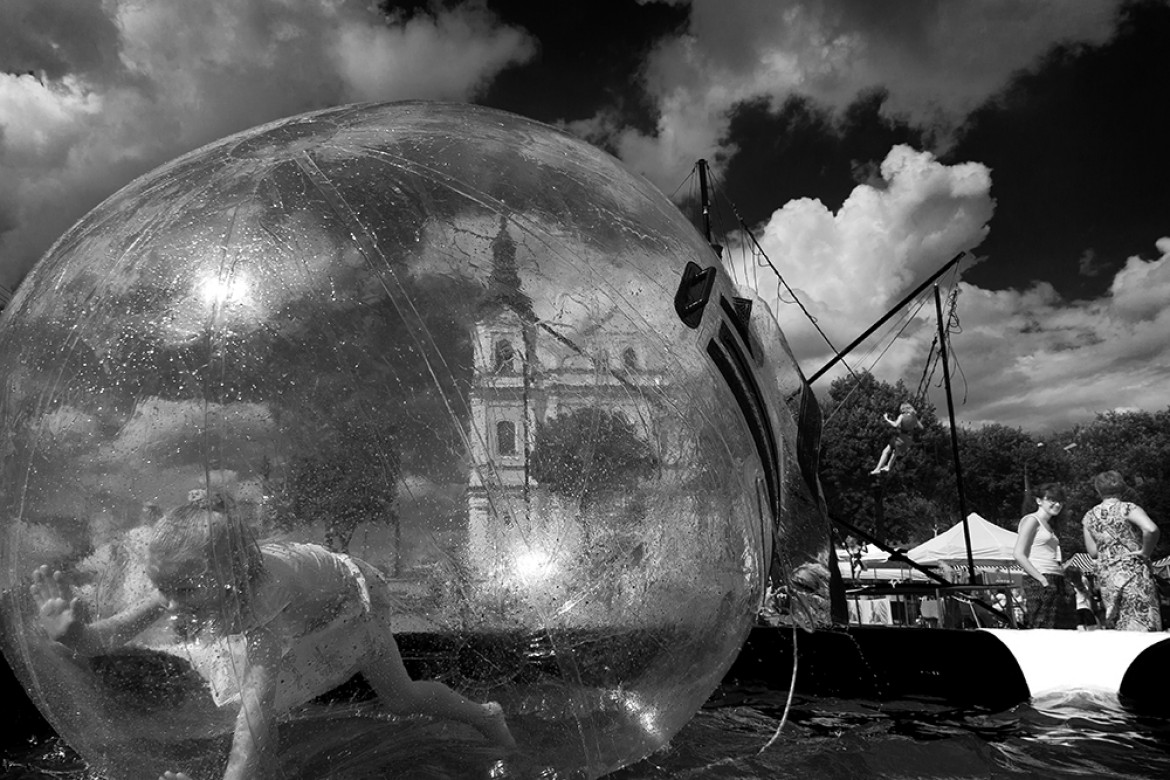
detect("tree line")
(817, 371), (1170, 559)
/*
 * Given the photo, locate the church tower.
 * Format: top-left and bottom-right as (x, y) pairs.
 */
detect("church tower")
(467, 217), (540, 571)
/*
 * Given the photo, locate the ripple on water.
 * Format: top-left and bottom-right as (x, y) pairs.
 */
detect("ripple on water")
(5, 687), (1170, 779)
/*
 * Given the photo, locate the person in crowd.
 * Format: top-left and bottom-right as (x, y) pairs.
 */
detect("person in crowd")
(918, 596), (940, 628)
(1082, 470), (1162, 631)
(1087, 571), (1108, 626)
(869, 402), (923, 475)
(32, 494), (515, 780)
(1064, 565), (1099, 630)
(1013, 483), (1077, 629)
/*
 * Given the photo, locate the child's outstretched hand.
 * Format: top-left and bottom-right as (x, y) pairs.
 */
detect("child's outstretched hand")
(30, 565), (83, 644)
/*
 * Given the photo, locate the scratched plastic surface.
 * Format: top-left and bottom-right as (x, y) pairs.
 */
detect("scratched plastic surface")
(0, 102), (828, 779)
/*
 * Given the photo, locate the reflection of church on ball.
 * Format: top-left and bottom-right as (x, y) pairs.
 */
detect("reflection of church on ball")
(466, 219), (695, 613)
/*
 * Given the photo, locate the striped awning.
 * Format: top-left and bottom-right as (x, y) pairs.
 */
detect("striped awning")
(1064, 553), (1170, 573)
(1064, 553), (1096, 572)
(975, 563), (1023, 574)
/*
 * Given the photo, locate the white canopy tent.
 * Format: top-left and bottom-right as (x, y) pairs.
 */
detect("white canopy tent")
(905, 513), (1020, 566)
(835, 543), (903, 582)
(836, 514), (1027, 628)
(856, 513), (1025, 584)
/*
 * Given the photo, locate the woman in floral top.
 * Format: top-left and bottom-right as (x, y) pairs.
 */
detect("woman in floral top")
(1082, 471), (1162, 631)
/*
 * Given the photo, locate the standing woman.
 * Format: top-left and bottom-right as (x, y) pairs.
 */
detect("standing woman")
(1013, 483), (1077, 629)
(1082, 470), (1162, 631)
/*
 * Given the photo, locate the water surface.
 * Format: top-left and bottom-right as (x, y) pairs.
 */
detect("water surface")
(6, 685), (1168, 779)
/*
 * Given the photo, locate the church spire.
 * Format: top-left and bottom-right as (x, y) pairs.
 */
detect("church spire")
(481, 214), (533, 319)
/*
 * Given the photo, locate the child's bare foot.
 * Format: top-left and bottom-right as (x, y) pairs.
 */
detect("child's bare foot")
(476, 702), (516, 750)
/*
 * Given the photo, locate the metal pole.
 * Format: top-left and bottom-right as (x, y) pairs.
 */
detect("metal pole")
(697, 159), (713, 245)
(808, 252), (966, 384)
(935, 284), (975, 584)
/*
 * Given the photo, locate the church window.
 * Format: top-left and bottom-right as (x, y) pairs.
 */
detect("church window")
(497, 420), (517, 456)
(494, 339), (515, 373)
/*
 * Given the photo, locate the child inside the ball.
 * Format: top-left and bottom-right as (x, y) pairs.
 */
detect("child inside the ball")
(31, 493), (515, 780)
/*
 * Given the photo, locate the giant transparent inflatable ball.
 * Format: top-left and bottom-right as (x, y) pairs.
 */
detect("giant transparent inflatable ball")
(0, 102), (827, 778)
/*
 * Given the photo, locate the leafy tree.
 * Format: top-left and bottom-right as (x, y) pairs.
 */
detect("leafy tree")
(256, 271), (486, 562)
(269, 408), (399, 557)
(954, 424), (1048, 524)
(817, 369), (1170, 560)
(530, 407), (658, 510)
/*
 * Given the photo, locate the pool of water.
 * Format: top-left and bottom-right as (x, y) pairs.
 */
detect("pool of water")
(619, 686), (1170, 779)
(5, 685), (1169, 779)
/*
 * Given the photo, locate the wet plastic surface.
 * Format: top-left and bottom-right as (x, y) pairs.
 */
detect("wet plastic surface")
(0, 101), (827, 779)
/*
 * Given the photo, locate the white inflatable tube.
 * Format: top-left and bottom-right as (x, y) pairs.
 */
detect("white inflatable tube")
(981, 628), (1170, 697)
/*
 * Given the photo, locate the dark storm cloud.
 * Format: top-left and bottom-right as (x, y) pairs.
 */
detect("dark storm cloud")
(1078, 249), (1105, 278)
(0, 0), (535, 289)
(565, 0), (1119, 189)
(954, 0), (1170, 299)
(0, 0), (123, 82)
(716, 91), (928, 228)
(477, 0), (687, 134)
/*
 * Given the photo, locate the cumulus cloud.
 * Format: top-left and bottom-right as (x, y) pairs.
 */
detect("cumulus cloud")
(99, 398), (274, 467)
(1108, 238), (1170, 323)
(729, 145), (992, 377)
(764, 230), (1170, 432)
(0, 0), (535, 288)
(590, 0), (1120, 190)
(332, 4), (533, 101)
(725, 142), (1168, 432)
(946, 237), (1170, 430)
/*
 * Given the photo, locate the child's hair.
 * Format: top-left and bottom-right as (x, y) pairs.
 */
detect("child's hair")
(141, 502), (163, 524)
(1092, 470), (1128, 499)
(899, 402), (916, 415)
(149, 492), (263, 586)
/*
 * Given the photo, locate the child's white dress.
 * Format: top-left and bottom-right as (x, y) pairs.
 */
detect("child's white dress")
(173, 542), (385, 711)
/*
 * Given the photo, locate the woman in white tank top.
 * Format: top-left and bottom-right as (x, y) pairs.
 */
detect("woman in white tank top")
(1013, 483), (1077, 629)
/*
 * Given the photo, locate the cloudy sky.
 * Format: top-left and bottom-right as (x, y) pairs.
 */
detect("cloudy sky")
(1, 0), (1167, 433)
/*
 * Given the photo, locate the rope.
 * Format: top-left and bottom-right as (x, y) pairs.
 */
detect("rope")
(821, 287), (932, 428)
(671, 167), (696, 202)
(916, 282), (967, 405)
(861, 291), (930, 375)
(689, 164), (973, 410)
(911, 267), (966, 406)
(702, 166), (849, 371)
(914, 335), (939, 403)
(943, 284), (970, 404)
(758, 626), (798, 754)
